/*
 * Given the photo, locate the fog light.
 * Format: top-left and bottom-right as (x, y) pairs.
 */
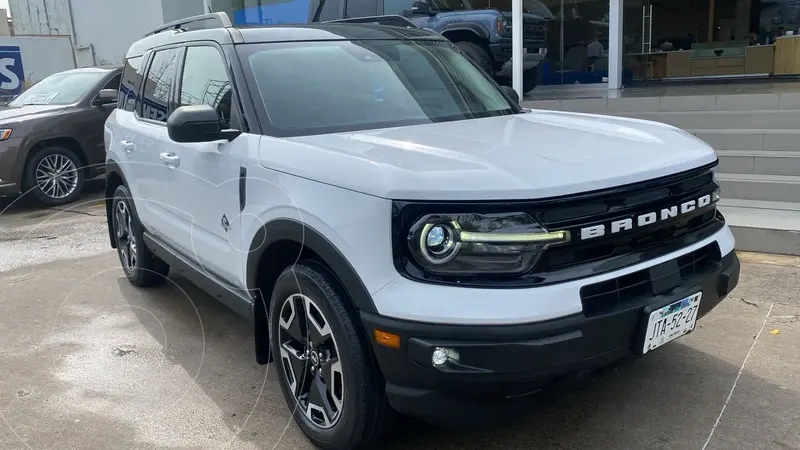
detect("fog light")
(431, 347), (459, 367)
(712, 189), (721, 202)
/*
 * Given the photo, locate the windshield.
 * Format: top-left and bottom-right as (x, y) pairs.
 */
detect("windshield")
(9, 71), (107, 107)
(240, 39), (519, 137)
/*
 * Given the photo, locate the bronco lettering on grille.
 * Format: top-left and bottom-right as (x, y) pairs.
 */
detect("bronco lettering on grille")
(579, 193), (715, 241)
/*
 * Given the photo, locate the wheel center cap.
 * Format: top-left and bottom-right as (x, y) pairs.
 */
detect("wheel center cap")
(310, 351), (319, 366)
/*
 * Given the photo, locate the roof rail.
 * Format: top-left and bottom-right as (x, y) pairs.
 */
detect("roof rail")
(143, 12), (232, 38)
(324, 15), (419, 28)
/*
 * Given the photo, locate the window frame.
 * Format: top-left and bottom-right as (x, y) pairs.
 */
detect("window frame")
(136, 45), (183, 127)
(174, 41), (246, 133)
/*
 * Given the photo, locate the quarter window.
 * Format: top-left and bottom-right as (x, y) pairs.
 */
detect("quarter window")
(119, 57), (143, 112)
(140, 48), (179, 122)
(179, 46), (233, 129)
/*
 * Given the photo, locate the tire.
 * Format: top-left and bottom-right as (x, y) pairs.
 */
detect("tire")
(523, 67), (538, 93)
(23, 146), (85, 206)
(269, 261), (390, 450)
(454, 41), (493, 75)
(111, 184), (170, 287)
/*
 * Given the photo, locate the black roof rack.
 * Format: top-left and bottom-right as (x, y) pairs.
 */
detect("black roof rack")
(143, 12), (232, 38)
(324, 15), (419, 28)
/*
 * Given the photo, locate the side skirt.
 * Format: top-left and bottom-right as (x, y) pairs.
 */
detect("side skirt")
(142, 232), (253, 320)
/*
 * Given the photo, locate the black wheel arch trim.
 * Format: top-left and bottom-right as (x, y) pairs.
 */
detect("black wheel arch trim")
(441, 22), (491, 41)
(246, 218), (378, 314)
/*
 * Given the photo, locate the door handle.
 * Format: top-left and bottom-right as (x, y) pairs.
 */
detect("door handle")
(159, 152), (180, 167)
(120, 140), (135, 152)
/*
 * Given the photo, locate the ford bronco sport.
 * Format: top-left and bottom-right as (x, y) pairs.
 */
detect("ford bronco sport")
(105, 12), (740, 450)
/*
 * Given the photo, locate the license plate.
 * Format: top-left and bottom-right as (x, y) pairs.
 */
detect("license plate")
(642, 293), (702, 354)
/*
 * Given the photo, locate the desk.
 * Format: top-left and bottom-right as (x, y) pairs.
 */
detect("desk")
(774, 35), (800, 75)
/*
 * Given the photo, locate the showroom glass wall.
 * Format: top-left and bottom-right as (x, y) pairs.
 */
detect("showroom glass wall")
(208, 0), (611, 88)
(622, 0), (800, 83)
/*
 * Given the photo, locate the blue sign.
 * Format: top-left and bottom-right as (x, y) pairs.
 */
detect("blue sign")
(232, 0), (311, 25)
(0, 46), (24, 95)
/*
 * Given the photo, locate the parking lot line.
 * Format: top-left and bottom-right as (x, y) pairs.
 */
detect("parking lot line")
(702, 302), (775, 450)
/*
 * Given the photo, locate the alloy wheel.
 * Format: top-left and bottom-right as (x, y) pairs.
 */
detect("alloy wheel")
(114, 200), (137, 272)
(35, 154), (79, 200)
(278, 293), (344, 429)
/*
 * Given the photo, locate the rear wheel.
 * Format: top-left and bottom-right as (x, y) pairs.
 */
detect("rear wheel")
(454, 41), (493, 75)
(270, 261), (390, 449)
(112, 184), (170, 286)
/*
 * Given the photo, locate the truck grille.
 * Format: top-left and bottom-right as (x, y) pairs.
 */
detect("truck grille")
(526, 163), (722, 283)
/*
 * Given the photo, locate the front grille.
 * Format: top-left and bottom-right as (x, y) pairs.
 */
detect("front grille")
(530, 164), (720, 275)
(580, 242), (721, 317)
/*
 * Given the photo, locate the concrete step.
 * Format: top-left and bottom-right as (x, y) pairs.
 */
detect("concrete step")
(717, 173), (800, 203)
(717, 151), (800, 176)
(718, 198), (800, 256)
(689, 129), (800, 151)
(612, 110), (800, 130)
(524, 91), (800, 114)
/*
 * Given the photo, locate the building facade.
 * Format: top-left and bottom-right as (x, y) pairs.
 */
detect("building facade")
(7, 0), (800, 91)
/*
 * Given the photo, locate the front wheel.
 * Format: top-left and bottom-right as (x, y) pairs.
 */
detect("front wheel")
(270, 261), (391, 449)
(23, 146), (85, 206)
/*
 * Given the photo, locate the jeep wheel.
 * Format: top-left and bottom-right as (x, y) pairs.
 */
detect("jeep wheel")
(112, 185), (170, 286)
(24, 146), (85, 206)
(523, 67), (538, 93)
(454, 41), (493, 75)
(270, 261), (390, 449)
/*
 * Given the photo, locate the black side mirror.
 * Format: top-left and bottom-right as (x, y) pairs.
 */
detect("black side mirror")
(167, 105), (240, 143)
(411, 1), (432, 15)
(93, 89), (118, 106)
(500, 85), (520, 105)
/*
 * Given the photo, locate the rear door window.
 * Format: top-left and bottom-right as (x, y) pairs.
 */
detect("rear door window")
(139, 48), (180, 123)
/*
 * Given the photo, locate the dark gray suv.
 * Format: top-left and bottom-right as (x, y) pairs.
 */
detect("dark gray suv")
(0, 67), (121, 206)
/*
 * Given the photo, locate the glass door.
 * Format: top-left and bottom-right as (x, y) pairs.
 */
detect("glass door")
(539, 0), (610, 87)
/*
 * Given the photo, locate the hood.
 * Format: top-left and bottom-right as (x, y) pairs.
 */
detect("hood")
(262, 110), (718, 201)
(0, 104), (67, 123)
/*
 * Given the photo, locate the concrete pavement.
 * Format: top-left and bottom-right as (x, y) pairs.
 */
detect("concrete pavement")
(1, 197), (799, 449)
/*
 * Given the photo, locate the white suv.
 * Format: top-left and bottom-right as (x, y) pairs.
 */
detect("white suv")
(105, 12), (740, 450)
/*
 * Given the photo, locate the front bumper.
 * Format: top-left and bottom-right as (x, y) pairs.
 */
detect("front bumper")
(361, 248), (740, 426)
(0, 182), (19, 196)
(490, 39), (547, 67)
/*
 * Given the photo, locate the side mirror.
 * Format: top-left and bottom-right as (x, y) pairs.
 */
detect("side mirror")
(93, 89), (118, 106)
(500, 85), (520, 105)
(411, 1), (432, 15)
(167, 105), (240, 143)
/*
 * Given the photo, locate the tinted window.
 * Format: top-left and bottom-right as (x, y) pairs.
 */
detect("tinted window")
(179, 46), (233, 129)
(8, 71), (109, 106)
(346, 0), (378, 17)
(102, 74), (121, 91)
(310, 0), (341, 21)
(140, 48), (179, 122)
(383, 0), (410, 14)
(119, 56), (143, 112)
(240, 39), (517, 137)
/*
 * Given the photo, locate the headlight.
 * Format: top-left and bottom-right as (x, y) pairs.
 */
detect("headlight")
(0, 129), (12, 141)
(496, 18), (513, 37)
(406, 212), (569, 276)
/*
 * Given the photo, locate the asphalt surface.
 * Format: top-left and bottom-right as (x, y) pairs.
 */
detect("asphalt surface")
(1, 191), (799, 449)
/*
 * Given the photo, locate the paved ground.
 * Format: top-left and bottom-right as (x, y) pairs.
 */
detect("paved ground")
(1, 192), (799, 449)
